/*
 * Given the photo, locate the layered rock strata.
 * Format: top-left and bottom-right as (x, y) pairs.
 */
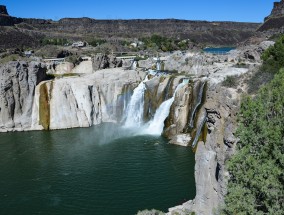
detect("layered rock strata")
(258, 0), (284, 33)
(264, 0), (284, 21)
(0, 5), (260, 48)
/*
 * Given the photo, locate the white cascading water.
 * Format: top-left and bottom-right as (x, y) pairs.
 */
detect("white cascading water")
(142, 82), (185, 135)
(123, 76), (149, 128)
(131, 60), (138, 70)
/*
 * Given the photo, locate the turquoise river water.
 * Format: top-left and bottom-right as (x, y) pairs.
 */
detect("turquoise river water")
(0, 124), (195, 215)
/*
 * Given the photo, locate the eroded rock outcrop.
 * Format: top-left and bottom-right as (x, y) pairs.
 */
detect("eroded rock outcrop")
(92, 54), (123, 71)
(0, 61), (47, 131)
(258, 0), (284, 33)
(264, 0), (284, 21)
(0, 5), (259, 49)
(0, 5), (8, 16)
(167, 85), (240, 215)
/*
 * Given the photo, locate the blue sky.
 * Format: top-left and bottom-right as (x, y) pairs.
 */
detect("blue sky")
(1, 0), (276, 22)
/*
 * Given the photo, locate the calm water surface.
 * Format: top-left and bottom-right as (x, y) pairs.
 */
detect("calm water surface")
(0, 124), (195, 215)
(203, 47), (235, 54)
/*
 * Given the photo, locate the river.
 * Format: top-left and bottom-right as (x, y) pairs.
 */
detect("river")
(0, 123), (195, 215)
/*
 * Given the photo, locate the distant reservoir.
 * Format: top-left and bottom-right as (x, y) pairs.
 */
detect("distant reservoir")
(203, 47), (236, 55)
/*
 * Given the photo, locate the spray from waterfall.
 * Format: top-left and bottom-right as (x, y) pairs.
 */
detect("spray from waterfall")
(142, 82), (186, 135)
(123, 76), (149, 128)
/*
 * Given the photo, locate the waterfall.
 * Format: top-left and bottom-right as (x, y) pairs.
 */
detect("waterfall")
(182, 78), (190, 84)
(142, 82), (185, 135)
(191, 113), (207, 148)
(131, 60), (138, 70)
(123, 76), (148, 128)
(188, 81), (206, 128)
(156, 61), (161, 71)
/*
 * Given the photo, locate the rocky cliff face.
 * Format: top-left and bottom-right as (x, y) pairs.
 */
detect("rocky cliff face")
(0, 61), (47, 131)
(258, 0), (284, 33)
(33, 19), (259, 45)
(265, 0), (284, 21)
(0, 5), (260, 48)
(0, 61), (145, 131)
(92, 54), (123, 71)
(166, 84), (240, 215)
(0, 5), (8, 16)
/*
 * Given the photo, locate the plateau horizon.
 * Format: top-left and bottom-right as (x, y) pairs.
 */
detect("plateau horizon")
(1, 0), (275, 23)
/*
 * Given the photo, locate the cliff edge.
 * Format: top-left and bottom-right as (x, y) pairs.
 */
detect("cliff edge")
(0, 5), (260, 48)
(258, 0), (284, 33)
(0, 5), (8, 16)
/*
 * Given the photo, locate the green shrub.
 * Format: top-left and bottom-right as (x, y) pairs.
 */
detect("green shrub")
(140, 34), (182, 52)
(261, 34), (284, 73)
(88, 38), (107, 47)
(223, 35), (284, 214)
(40, 38), (69, 46)
(246, 70), (274, 94)
(222, 75), (238, 88)
(222, 68), (284, 214)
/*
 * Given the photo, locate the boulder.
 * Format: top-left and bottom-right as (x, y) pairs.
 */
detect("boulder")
(72, 61), (92, 74)
(92, 54), (122, 71)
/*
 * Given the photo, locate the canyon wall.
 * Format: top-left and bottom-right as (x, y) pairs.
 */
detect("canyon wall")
(167, 85), (239, 215)
(0, 5), (260, 48)
(0, 39), (273, 214)
(258, 0), (284, 34)
(0, 60), (242, 215)
(0, 61), (47, 131)
(264, 0), (284, 21)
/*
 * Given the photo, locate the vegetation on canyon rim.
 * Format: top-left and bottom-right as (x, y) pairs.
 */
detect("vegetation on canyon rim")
(222, 36), (284, 215)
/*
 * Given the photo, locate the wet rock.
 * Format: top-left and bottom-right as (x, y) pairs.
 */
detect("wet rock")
(31, 68), (145, 130)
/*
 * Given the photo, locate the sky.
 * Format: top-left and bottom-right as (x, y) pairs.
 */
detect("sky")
(0, 0), (276, 23)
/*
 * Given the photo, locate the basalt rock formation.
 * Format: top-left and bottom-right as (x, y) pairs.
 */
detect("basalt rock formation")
(258, 0), (284, 33)
(264, 0), (284, 21)
(0, 5), (8, 16)
(0, 5), (260, 49)
(92, 54), (123, 71)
